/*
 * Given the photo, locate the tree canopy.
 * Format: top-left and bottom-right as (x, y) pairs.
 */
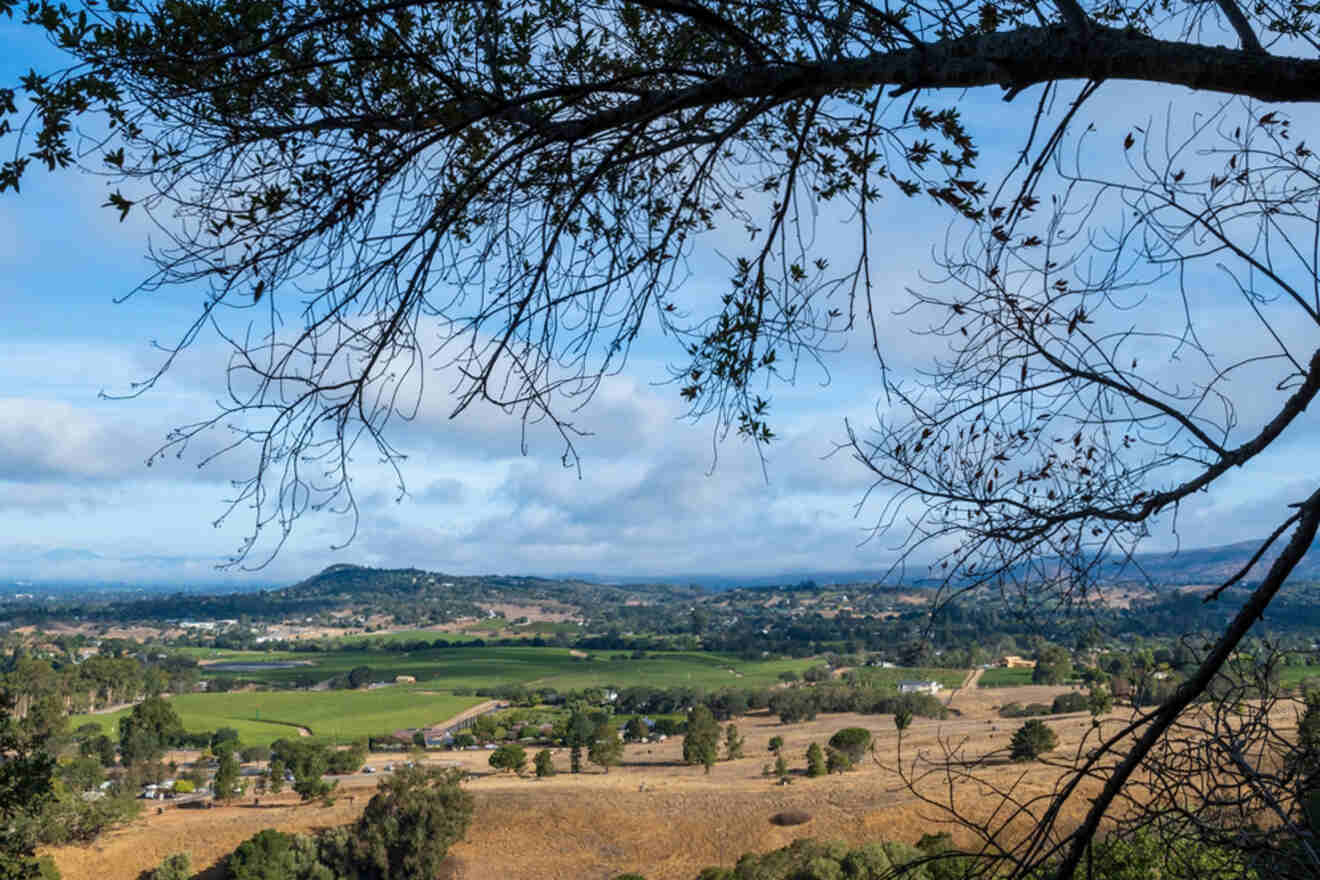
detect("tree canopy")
(8, 0), (1320, 876)
(346, 766), (473, 880)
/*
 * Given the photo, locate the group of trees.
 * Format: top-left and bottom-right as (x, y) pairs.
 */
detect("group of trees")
(3, 652), (200, 722)
(145, 765), (473, 880)
(768, 686), (945, 725)
(10, 0), (1320, 872)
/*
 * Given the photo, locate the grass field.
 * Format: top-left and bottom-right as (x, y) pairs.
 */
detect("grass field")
(846, 667), (969, 690)
(186, 646), (841, 691)
(1279, 664), (1320, 688)
(978, 667), (1037, 687)
(70, 689), (484, 746)
(106, 647), (972, 745)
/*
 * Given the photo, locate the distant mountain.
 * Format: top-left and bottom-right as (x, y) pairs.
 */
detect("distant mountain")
(1099, 537), (1320, 586)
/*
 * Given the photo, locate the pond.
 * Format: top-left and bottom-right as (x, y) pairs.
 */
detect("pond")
(204, 660), (316, 672)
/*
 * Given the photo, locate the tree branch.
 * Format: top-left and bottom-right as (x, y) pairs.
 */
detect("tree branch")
(1050, 483), (1320, 880)
(1213, 0), (1266, 54)
(541, 24), (1320, 145)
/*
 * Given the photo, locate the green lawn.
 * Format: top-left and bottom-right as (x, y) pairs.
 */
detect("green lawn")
(70, 689), (484, 746)
(978, 667), (1037, 687)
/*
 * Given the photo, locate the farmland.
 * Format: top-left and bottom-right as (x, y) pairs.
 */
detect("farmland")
(44, 680), (1099, 880)
(71, 688), (485, 745)
(69, 647), (968, 745)
(977, 667), (1037, 687)
(185, 645), (857, 690)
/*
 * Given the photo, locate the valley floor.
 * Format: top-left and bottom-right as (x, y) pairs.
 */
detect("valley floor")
(46, 684), (1112, 880)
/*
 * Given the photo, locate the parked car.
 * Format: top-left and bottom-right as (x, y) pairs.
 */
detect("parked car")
(362, 766), (375, 774)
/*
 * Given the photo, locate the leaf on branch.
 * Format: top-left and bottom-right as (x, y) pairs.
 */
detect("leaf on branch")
(102, 190), (134, 221)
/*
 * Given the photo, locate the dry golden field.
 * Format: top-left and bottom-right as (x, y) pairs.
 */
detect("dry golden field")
(43, 683), (1137, 880)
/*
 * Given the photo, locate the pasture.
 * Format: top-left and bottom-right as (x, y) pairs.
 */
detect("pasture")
(1278, 663), (1320, 689)
(845, 667), (969, 690)
(188, 645), (844, 691)
(977, 667), (1037, 687)
(70, 689), (484, 745)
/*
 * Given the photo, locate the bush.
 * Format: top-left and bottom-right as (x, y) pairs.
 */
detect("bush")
(805, 743), (826, 778)
(826, 727), (871, 763)
(999, 702), (1051, 719)
(1010, 720), (1059, 762)
(145, 852), (190, 880)
(489, 743), (527, 773)
(345, 766), (473, 880)
(802, 665), (833, 683)
(534, 749), (556, 778)
(173, 779), (195, 794)
(228, 829), (332, 880)
(825, 749), (852, 774)
(1051, 692), (1089, 714)
(240, 745), (272, 764)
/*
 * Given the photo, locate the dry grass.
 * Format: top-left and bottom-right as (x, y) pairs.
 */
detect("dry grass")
(37, 686), (1189, 880)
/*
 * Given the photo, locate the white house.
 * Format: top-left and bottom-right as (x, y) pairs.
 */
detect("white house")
(898, 680), (941, 695)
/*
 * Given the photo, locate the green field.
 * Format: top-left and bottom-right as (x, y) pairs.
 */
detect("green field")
(1278, 664), (1320, 688)
(71, 647), (975, 744)
(846, 667), (969, 690)
(70, 689), (484, 746)
(187, 646), (833, 691)
(978, 667), (1037, 687)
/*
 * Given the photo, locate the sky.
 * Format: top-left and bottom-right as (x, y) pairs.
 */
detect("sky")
(1, 15), (1317, 588)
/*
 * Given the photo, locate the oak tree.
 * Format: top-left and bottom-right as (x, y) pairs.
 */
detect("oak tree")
(8, 0), (1320, 876)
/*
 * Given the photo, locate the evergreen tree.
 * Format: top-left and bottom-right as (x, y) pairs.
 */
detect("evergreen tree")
(683, 706), (721, 774)
(724, 724), (744, 761)
(1010, 720), (1059, 762)
(213, 746), (241, 801)
(805, 743), (826, 778)
(588, 722), (624, 774)
(267, 758), (285, 795)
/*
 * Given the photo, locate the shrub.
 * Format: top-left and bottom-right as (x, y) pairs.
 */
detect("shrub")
(826, 727), (871, 763)
(488, 743), (527, 773)
(146, 853), (190, 880)
(345, 766), (473, 880)
(999, 702), (1051, 719)
(172, 779), (195, 794)
(228, 829), (330, 880)
(825, 749), (852, 774)
(1051, 692), (1089, 714)
(802, 665), (833, 683)
(1010, 720), (1059, 761)
(534, 749), (556, 778)
(805, 743), (826, 778)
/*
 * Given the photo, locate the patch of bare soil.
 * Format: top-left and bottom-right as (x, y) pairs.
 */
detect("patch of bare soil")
(456, 602), (581, 625)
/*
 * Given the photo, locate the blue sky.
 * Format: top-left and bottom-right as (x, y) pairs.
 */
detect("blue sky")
(1, 16), (1316, 587)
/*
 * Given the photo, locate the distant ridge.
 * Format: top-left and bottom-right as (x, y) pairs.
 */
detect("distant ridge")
(561, 536), (1320, 591)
